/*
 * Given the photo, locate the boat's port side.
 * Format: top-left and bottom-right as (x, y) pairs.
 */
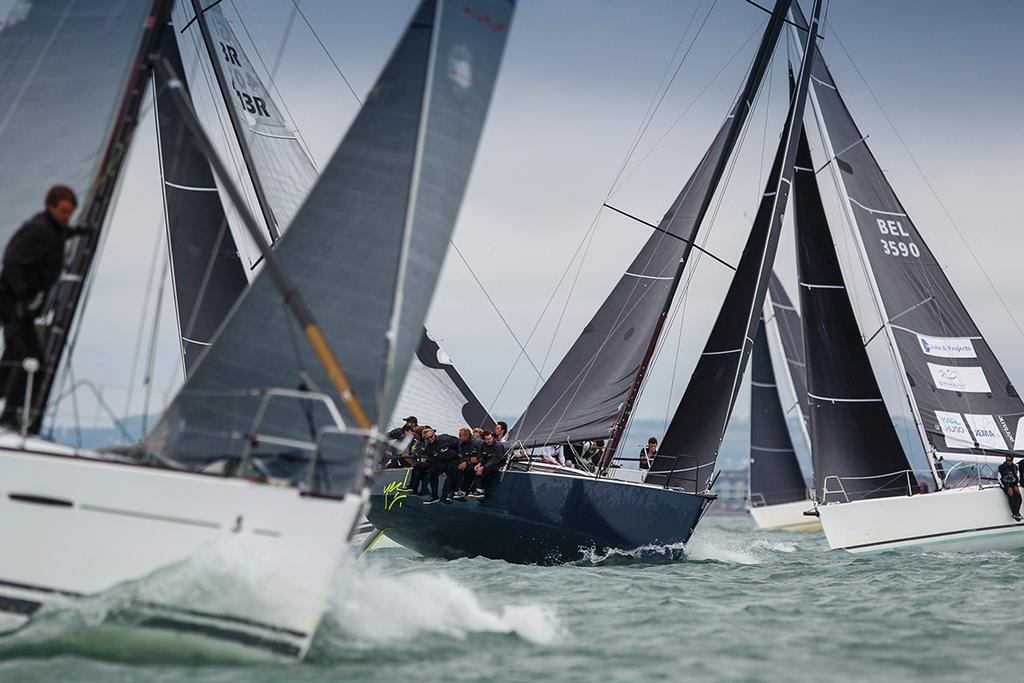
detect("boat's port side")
(748, 499), (821, 532)
(0, 446), (363, 660)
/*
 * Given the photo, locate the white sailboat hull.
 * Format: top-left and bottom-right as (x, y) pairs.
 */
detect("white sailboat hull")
(0, 437), (364, 660)
(748, 499), (821, 532)
(819, 486), (1024, 553)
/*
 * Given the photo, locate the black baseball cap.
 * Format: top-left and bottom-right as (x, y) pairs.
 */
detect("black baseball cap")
(403, 416), (418, 424)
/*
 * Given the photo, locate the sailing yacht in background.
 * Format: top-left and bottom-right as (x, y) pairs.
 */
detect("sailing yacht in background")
(789, 4), (1024, 552)
(0, 0), (513, 659)
(747, 274), (818, 531)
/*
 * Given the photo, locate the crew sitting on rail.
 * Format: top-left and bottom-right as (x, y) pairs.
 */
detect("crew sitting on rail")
(998, 454), (1022, 522)
(639, 437), (657, 470)
(494, 421), (508, 442)
(452, 428), (483, 500)
(385, 415), (419, 467)
(465, 430), (507, 499)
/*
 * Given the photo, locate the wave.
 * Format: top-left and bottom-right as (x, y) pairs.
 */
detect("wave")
(684, 529), (798, 565)
(320, 562), (563, 648)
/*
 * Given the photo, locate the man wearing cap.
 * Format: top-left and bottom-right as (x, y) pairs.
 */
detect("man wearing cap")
(998, 454), (1022, 522)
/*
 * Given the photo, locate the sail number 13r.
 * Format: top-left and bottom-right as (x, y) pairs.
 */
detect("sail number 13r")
(876, 219), (921, 258)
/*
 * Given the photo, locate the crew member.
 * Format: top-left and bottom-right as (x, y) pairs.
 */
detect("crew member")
(399, 424), (433, 495)
(467, 430), (507, 499)
(0, 185), (87, 429)
(998, 454), (1022, 522)
(453, 427), (481, 499)
(640, 437), (657, 470)
(494, 421), (508, 442)
(419, 428), (459, 504)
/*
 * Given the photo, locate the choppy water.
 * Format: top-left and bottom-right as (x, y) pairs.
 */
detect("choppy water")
(2, 516), (1020, 682)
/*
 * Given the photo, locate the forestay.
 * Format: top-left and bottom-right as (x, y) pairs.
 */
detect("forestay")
(146, 0), (514, 486)
(649, 0), (824, 492)
(793, 128), (916, 502)
(510, 0), (794, 449)
(793, 3), (1024, 461)
(767, 272), (808, 429)
(749, 317), (808, 506)
(154, 27), (248, 372)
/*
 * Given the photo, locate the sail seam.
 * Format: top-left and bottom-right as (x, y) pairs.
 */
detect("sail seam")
(808, 392), (883, 403)
(164, 181), (219, 192)
(702, 348), (743, 356)
(751, 381), (776, 388)
(624, 272), (674, 281)
(800, 282), (843, 289)
(847, 197), (907, 217)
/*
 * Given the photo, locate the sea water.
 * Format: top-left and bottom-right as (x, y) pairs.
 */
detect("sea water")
(1, 516), (1019, 682)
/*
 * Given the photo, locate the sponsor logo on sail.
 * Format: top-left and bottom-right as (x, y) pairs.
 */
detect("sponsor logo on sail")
(917, 334), (977, 359)
(935, 411), (973, 449)
(964, 414), (1008, 451)
(448, 45), (473, 90)
(1014, 416), (1024, 452)
(927, 362), (991, 393)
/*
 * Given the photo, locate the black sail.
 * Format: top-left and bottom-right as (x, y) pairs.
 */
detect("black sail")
(154, 28), (248, 373)
(792, 3), (1024, 460)
(647, 0), (824, 491)
(146, 0), (513, 485)
(768, 272), (808, 429)
(509, 0), (794, 448)
(793, 128), (916, 502)
(749, 317), (808, 506)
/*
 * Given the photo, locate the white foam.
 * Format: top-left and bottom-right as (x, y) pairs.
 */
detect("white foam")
(685, 530), (797, 564)
(326, 565), (562, 646)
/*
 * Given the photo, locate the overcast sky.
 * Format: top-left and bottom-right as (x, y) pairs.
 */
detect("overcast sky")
(58, 0), (1024, 449)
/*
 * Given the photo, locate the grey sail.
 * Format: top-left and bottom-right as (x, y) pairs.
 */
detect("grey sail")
(509, 0), (794, 448)
(154, 26), (249, 373)
(390, 330), (495, 435)
(0, 0), (172, 428)
(793, 2), (1024, 461)
(749, 317), (808, 506)
(792, 128), (916, 501)
(146, 0), (514, 488)
(647, 0), (824, 492)
(183, 1), (319, 237)
(767, 272), (808, 429)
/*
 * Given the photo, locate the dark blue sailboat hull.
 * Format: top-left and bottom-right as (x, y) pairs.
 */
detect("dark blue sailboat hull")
(367, 468), (714, 564)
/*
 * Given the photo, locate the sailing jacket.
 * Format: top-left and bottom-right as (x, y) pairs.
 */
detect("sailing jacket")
(998, 461), (1020, 489)
(1, 211), (72, 306)
(421, 434), (460, 464)
(478, 440), (507, 472)
(458, 437), (483, 465)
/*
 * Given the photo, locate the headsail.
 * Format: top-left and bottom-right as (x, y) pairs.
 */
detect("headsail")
(792, 128), (916, 501)
(146, 0), (513, 486)
(749, 317), (808, 506)
(767, 272), (809, 430)
(793, 3), (1024, 464)
(648, 0), (825, 491)
(0, 0), (173, 430)
(154, 26), (248, 372)
(509, 0), (795, 449)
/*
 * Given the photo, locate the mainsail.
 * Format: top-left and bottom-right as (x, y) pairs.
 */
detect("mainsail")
(793, 3), (1024, 464)
(793, 127), (916, 501)
(648, 0), (825, 491)
(146, 0), (513, 485)
(749, 317), (808, 506)
(767, 272), (808, 429)
(0, 0), (173, 429)
(509, 0), (795, 449)
(182, 0), (319, 240)
(154, 27), (249, 372)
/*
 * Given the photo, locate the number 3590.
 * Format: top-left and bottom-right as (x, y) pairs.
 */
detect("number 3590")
(880, 239), (921, 258)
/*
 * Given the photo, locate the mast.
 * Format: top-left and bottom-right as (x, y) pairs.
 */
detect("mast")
(600, 0), (795, 469)
(32, 0), (176, 433)
(788, 23), (941, 489)
(188, 0), (280, 242)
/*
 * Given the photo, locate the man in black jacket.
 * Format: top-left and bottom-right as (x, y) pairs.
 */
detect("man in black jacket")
(0, 185), (84, 428)
(467, 431), (507, 500)
(453, 428), (482, 499)
(998, 454), (1022, 522)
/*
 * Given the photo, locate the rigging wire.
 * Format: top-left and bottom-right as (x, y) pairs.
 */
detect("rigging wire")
(140, 241), (171, 436)
(123, 219), (166, 421)
(271, 2), (300, 80)
(289, 0), (363, 107)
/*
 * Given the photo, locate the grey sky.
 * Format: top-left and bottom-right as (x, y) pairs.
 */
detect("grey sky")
(57, 0), (1024, 445)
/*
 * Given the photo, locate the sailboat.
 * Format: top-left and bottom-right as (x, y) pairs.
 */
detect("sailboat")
(747, 274), (818, 531)
(367, 0), (827, 564)
(788, 3), (1024, 553)
(0, 0), (513, 659)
